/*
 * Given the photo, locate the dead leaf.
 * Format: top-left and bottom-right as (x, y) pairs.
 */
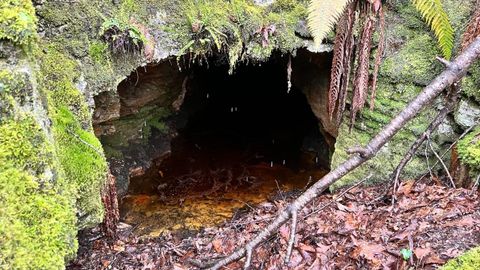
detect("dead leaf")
(279, 224), (290, 240)
(298, 243), (316, 253)
(414, 247), (432, 260)
(397, 180), (415, 195)
(445, 215), (478, 227)
(352, 241), (385, 267)
(212, 239), (223, 253)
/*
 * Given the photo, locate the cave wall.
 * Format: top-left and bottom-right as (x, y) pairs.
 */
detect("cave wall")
(0, 0), (315, 268)
(1, 0), (479, 268)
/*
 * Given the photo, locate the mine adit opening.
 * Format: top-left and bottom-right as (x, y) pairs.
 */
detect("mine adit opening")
(93, 50), (335, 235)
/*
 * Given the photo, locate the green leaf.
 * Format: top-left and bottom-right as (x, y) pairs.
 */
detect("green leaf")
(410, 0), (454, 59)
(400, 248), (413, 261)
(307, 0), (353, 46)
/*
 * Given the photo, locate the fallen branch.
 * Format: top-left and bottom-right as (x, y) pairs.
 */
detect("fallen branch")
(389, 87), (459, 203)
(203, 37), (480, 270)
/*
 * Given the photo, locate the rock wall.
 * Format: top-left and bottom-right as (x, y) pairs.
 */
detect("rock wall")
(331, 0), (479, 189)
(0, 0), (315, 268)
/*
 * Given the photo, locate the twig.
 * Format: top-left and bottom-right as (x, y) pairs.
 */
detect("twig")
(430, 124), (477, 169)
(274, 179), (285, 201)
(390, 86), (459, 205)
(418, 123), (478, 181)
(436, 56), (452, 68)
(472, 174), (480, 192)
(408, 233), (414, 266)
(66, 129), (103, 156)
(427, 135), (455, 188)
(425, 140), (434, 181)
(284, 209), (297, 265)
(303, 174), (371, 219)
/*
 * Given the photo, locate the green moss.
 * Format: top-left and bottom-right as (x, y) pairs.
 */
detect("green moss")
(441, 247), (480, 270)
(380, 33), (442, 85)
(0, 0), (37, 49)
(37, 47), (108, 228)
(462, 62), (480, 102)
(0, 116), (77, 270)
(0, 69), (29, 118)
(89, 40), (110, 65)
(51, 107), (107, 226)
(173, 0), (306, 68)
(457, 127), (480, 170)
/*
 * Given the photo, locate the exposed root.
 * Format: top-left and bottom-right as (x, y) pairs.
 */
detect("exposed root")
(101, 171), (119, 239)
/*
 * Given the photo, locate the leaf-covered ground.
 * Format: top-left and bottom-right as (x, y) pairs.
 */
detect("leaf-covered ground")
(68, 180), (480, 269)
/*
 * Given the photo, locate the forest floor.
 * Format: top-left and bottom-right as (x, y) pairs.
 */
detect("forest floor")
(69, 179), (480, 270)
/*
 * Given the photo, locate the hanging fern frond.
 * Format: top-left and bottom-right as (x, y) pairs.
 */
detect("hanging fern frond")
(350, 5), (376, 129)
(329, 0), (357, 121)
(410, 0), (454, 59)
(461, 6), (480, 51)
(370, 4), (385, 110)
(307, 0), (353, 46)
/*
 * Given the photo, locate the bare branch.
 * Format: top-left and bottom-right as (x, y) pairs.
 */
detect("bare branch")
(428, 135), (455, 187)
(436, 56), (452, 67)
(284, 209), (298, 265)
(204, 37), (480, 270)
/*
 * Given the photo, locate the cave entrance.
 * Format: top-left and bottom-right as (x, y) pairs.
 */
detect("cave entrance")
(95, 51), (334, 236)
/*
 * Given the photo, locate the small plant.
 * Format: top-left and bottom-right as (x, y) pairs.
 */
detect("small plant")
(400, 248), (413, 261)
(100, 18), (145, 55)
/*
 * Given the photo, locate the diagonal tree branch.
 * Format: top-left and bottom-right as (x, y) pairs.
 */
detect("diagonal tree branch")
(204, 37), (480, 270)
(389, 86), (459, 205)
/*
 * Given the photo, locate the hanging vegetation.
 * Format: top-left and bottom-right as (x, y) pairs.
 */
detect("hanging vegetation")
(100, 19), (145, 55)
(308, 0), (454, 127)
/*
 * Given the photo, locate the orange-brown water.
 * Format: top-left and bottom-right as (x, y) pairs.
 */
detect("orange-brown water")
(120, 133), (328, 237)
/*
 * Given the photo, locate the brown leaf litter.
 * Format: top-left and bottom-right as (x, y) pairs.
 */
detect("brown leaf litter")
(68, 180), (480, 270)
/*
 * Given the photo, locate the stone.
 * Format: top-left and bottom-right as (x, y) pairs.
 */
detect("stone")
(254, 0), (275, 7)
(454, 99), (480, 129)
(436, 119), (457, 144)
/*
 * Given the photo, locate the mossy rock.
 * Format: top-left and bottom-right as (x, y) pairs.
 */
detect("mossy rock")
(0, 116), (78, 270)
(37, 48), (108, 228)
(379, 33), (442, 85)
(457, 127), (480, 171)
(0, 0), (37, 49)
(441, 247), (480, 270)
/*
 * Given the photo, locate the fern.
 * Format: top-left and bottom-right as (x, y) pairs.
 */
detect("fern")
(410, 0), (454, 59)
(307, 0), (353, 46)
